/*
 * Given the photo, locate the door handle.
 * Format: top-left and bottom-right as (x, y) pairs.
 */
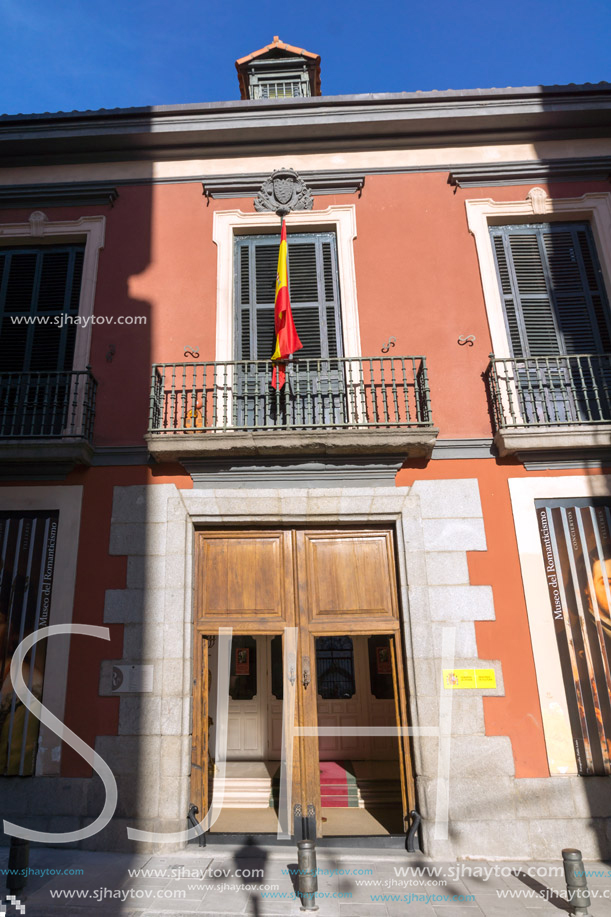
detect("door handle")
(288, 651), (296, 687)
(302, 656), (311, 690)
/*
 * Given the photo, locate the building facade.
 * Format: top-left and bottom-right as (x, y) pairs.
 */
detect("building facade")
(1, 39), (611, 858)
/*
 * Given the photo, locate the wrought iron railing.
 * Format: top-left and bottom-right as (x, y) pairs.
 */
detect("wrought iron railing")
(0, 369), (97, 439)
(487, 354), (611, 429)
(148, 356), (433, 434)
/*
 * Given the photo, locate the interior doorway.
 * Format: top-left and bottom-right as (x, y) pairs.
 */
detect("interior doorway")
(192, 528), (414, 839)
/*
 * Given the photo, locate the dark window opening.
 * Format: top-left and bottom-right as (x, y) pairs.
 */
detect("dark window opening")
(315, 636), (355, 700)
(229, 636), (257, 700)
(368, 635), (394, 699)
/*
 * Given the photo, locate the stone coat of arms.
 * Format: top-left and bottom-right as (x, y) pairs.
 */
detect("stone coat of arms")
(254, 169), (314, 215)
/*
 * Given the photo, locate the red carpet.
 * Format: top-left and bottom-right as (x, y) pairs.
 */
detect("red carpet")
(319, 760), (359, 807)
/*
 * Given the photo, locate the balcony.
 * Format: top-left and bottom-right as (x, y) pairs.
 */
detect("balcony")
(487, 354), (611, 457)
(0, 370), (97, 472)
(146, 356), (438, 463)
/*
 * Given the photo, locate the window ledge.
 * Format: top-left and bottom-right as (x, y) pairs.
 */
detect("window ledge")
(494, 424), (611, 458)
(146, 427), (439, 464)
(0, 439), (94, 468)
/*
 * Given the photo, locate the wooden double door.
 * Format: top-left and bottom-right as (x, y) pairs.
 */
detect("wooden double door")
(191, 527), (414, 837)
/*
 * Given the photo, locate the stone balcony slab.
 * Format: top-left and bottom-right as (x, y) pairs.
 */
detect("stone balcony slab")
(146, 427), (439, 464)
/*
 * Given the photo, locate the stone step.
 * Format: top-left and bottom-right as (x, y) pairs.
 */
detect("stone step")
(211, 778), (273, 809)
(222, 779), (273, 788)
(218, 771), (403, 809)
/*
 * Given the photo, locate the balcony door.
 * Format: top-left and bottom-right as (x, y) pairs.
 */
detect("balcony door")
(490, 223), (611, 423)
(234, 232), (345, 427)
(0, 245), (85, 436)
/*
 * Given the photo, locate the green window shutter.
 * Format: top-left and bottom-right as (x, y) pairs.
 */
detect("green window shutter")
(0, 245), (85, 373)
(490, 223), (611, 357)
(235, 231), (343, 362)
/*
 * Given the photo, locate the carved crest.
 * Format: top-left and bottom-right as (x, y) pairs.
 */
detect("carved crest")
(254, 169), (313, 215)
(527, 187), (548, 215)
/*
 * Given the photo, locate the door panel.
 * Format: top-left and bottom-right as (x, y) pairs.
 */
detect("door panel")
(316, 636), (396, 760)
(190, 633), (208, 821)
(267, 635), (285, 759)
(298, 530), (399, 629)
(390, 632), (416, 828)
(195, 531), (295, 628)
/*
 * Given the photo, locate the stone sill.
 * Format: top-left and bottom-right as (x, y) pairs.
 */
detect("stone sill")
(146, 427), (439, 463)
(0, 439), (94, 466)
(494, 424), (611, 458)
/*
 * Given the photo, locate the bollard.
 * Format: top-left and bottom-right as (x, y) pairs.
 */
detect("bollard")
(562, 848), (591, 916)
(296, 839), (318, 912)
(6, 837), (29, 895)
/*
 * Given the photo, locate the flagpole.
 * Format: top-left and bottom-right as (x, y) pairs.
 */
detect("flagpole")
(281, 214), (292, 381)
(271, 207), (302, 390)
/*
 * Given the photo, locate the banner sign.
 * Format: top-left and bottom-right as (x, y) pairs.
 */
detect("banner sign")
(0, 510), (59, 775)
(536, 499), (611, 775)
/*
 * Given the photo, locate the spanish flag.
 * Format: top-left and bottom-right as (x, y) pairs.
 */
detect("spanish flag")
(271, 220), (302, 389)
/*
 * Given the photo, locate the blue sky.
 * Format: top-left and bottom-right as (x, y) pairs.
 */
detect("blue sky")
(0, 0), (609, 115)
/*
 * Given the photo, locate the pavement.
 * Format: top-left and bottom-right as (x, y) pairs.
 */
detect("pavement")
(1, 843), (611, 916)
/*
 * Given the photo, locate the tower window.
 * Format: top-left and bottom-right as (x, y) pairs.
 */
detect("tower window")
(257, 81), (303, 99)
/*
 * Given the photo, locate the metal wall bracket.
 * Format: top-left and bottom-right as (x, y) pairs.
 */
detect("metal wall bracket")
(187, 803), (206, 847)
(406, 809), (422, 853)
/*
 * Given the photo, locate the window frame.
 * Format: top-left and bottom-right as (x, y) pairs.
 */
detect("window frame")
(466, 190), (611, 358)
(233, 230), (344, 363)
(212, 205), (361, 363)
(0, 212), (106, 371)
(489, 221), (611, 359)
(0, 242), (86, 374)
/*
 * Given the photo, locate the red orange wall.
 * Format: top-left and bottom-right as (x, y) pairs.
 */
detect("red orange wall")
(4, 174), (609, 445)
(398, 459), (611, 778)
(2, 170), (610, 779)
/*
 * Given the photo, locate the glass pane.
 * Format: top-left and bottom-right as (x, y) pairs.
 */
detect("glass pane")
(271, 635), (283, 700)
(368, 636), (394, 699)
(315, 636), (355, 699)
(229, 636), (257, 700)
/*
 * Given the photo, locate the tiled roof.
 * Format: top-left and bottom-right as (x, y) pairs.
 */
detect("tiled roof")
(234, 36), (321, 98)
(0, 104), (148, 120)
(234, 36), (320, 66)
(0, 81), (609, 122)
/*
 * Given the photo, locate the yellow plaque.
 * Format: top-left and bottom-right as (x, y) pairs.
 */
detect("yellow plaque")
(475, 668), (497, 689)
(443, 668), (476, 689)
(443, 668), (496, 689)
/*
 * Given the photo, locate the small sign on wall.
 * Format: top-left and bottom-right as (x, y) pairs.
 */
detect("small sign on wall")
(443, 668), (497, 689)
(112, 665), (154, 693)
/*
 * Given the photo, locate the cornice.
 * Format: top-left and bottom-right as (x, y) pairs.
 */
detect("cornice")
(1, 85), (610, 165)
(449, 156), (611, 187)
(202, 170), (364, 199)
(0, 182), (118, 208)
(183, 454), (404, 488)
